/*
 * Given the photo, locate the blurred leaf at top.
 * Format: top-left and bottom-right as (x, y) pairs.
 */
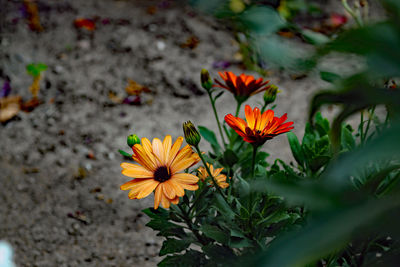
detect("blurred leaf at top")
(26, 63), (47, 78)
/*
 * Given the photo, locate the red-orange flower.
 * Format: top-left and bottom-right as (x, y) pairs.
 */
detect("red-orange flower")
(74, 18), (95, 31)
(214, 71), (270, 102)
(225, 105), (294, 146)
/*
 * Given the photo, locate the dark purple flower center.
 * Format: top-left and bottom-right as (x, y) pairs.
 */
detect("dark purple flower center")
(154, 166), (171, 182)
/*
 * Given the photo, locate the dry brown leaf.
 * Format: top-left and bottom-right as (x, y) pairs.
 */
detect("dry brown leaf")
(0, 95), (21, 122)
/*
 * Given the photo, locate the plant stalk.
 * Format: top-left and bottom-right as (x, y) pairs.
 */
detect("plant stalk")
(208, 92), (227, 148)
(194, 145), (228, 203)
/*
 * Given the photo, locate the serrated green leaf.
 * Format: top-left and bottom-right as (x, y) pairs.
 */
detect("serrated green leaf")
(159, 238), (190, 256)
(287, 132), (304, 167)
(202, 244), (235, 262)
(200, 225), (229, 244)
(320, 71), (341, 83)
(158, 249), (207, 267)
(223, 149), (238, 167)
(198, 125), (220, 152)
(213, 193), (235, 221)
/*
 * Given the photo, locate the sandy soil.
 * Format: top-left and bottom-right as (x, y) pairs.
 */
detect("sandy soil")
(0, 0), (362, 266)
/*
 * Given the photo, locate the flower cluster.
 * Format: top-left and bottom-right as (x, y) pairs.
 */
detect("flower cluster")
(119, 70), (293, 210)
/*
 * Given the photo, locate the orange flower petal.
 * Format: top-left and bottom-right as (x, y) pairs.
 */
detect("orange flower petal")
(245, 105), (256, 129)
(163, 135), (172, 164)
(133, 143), (157, 171)
(172, 173), (199, 184)
(120, 163), (154, 178)
(180, 183), (199, 191)
(170, 196), (179, 204)
(154, 184), (163, 209)
(224, 114), (247, 133)
(162, 180), (176, 199)
(160, 191), (171, 209)
(170, 144), (192, 170)
(152, 138), (165, 166)
(167, 136), (183, 166)
(170, 156), (198, 173)
(137, 179), (159, 199)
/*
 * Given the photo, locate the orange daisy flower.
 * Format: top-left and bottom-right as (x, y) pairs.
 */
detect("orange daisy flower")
(214, 71), (270, 102)
(120, 135), (200, 209)
(225, 105), (294, 146)
(198, 163), (229, 189)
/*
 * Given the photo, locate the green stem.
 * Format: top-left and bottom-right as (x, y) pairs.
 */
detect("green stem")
(194, 145), (228, 203)
(363, 105), (376, 143)
(178, 205), (207, 245)
(208, 93), (227, 148)
(251, 145), (258, 179)
(261, 102), (268, 114)
(188, 184), (209, 216)
(235, 101), (243, 117)
(360, 110), (365, 143)
(342, 0), (364, 27)
(248, 144), (259, 234)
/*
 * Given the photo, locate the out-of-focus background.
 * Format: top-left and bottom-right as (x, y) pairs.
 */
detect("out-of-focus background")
(0, 0), (381, 266)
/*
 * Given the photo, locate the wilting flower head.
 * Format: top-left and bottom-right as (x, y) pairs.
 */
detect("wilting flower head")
(120, 135), (200, 209)
(198, 163), (229, 189)
(225, 105), (294, 147)
(183, 121), (201, 146)
(214, 71), (270, 103)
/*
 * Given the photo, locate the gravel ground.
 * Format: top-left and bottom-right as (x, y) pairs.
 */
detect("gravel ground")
(0, 0), (364, 266)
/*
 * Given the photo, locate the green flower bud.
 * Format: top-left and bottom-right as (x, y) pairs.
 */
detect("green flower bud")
(263, 84), (279, 105)
(200, 69), (213, 91)
(127, 134), (140, 147)
(183, 121), (201, 146)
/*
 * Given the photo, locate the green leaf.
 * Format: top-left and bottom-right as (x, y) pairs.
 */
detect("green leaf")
(142, 208), (169, 220)
(314, 112), (330, 135)
(213, 193), (235, 221)
(158, 249), (207, 267)
(213, 91), (224, 101)
(223, 149), (238, 167)
(229, 236), (253, 248)
(118, 149), (132, 158)
(287, 132), (304, 167)
(198, 126), (220, 151)
(320, 71), (341, 83)
(26, 63), (47, 77)
(341, 125), (355, 151)
(159, 238), (191, 256)
(301, 29), (330, 45)
(240, 6), (286, 35)
(251, 178), (338, 210)
(202, 244), (235, 263)
(200, 225), (229, 244)
(256, 210), (290, 226)
(251, 196), (400, 266)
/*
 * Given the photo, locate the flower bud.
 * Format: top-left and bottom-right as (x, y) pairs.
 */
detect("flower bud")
(183, 121), (201, 146)
(127, 134), (140, 147)
(263, 84), (279, 105)
(200, 69), (213, 91)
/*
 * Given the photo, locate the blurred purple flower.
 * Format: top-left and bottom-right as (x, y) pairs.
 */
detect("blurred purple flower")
(1, 81), (11, 98)
(212, 61), (231, 69)
(123, 95), (141, 105)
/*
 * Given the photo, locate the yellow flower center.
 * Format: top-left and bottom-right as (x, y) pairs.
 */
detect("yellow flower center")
(154, 166), (171, 182)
